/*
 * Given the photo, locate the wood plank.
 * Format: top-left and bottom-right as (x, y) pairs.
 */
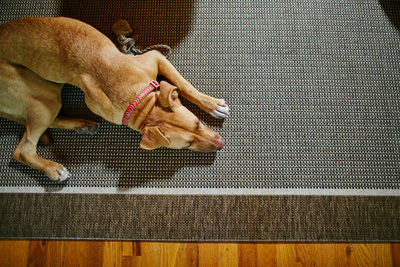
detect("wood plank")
(312, 243), (336, 267)
(374, 243), (392, 267)
(294, 243), (316, 266)
(45, 241), (65, 267)
(122, 241), (134, 257)
(27, 240), (48, 267)
(276, 243), (339, 267)
(158, 242), (197, 267)
(27, 241), (66, 267)
(335, 243), (355, 267)
(0, 240), (30, 267)
(352, 243), (393, 267)
(87, 240), (105, 267)
(133, 242), (162, 267)
(353, 244), (376, 267)
(63, 240), (88, 267)
(238, 243), (257, 267)
(198, 243), (219, 267)
(218, 243), (239, 267)
(184, 243), (198, 267)
(122, 241), (142, 257)
(257, 243), (277, 267)
(103, 241), (122, 267)
(121, 241), (138, 267)
(276, 243), (297, 267)
(392, 243), (400, 267)
(0, 240), (397, 267)
(294, 243), (337, 267)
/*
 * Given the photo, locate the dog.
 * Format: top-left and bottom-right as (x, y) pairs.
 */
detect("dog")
(0, 17), (229, 182)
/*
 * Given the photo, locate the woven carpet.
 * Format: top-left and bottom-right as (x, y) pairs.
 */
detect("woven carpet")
(0, 0), (399, 241)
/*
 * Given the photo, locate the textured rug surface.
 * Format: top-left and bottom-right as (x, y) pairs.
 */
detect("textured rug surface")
(0, 0), (399, 240)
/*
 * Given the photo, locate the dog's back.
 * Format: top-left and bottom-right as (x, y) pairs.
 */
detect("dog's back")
(0, 17), (120, 85)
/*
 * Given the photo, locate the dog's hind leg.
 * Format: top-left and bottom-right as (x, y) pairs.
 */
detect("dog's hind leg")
(13, 115), (70, 182)
(11, 96), (71, 181)
(50, 117), (100, 135)
(0, 59), (70, 181)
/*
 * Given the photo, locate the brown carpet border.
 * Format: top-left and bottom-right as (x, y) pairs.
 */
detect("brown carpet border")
(0, 194), (399, 241)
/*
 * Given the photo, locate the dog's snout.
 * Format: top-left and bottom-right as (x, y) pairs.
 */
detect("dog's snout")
(215, 136), (225, 150)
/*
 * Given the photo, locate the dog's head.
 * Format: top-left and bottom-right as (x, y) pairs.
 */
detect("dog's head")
(139, 81), (224, 152)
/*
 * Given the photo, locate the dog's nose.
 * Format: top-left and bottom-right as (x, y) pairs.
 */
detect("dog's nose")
(215, 137), (225, 150)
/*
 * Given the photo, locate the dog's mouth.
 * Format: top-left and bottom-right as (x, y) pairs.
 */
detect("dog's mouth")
(189, 133), (225, 152)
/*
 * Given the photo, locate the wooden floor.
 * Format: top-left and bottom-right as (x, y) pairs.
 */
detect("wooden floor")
(0, 241), (399, 267)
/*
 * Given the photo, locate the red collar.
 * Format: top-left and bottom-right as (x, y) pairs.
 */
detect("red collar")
(122, 80), (160, 126)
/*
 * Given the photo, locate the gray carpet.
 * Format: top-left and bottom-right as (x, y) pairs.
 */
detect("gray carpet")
(0, 0), (399, 240)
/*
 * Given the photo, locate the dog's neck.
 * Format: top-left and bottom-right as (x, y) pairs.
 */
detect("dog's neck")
(111, 83), (158, 131)
(121, 80), (161, 131)
(79, 54), (158, 131)
(128, 91), (157, 131)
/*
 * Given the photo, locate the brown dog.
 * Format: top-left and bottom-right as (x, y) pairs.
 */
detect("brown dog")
(0, 17), (229, 181)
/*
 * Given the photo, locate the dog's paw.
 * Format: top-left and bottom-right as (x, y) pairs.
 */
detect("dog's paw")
(46, 165), (71, 182)
(56, 167), (71, 182)
(211, 100), (230, 119)
(75, 123), (100, 135)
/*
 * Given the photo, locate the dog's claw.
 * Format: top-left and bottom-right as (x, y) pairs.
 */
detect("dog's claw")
(56, 167), (71, 182)
(89, 123), (100, 135)
(211, 100), (230, 119)
(75, 123), (100, 135)
(76, 127), (89, 134)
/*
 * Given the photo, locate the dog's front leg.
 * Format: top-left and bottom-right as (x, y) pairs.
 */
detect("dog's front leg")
(146, 51), (230, 119)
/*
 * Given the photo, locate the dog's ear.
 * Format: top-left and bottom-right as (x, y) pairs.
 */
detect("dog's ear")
(140, 126), (170, 150)
(158, 81), (181, 111)
(112, 20), (133, 36)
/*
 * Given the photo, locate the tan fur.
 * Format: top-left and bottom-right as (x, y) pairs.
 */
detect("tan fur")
(0, 17), (228, 181)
